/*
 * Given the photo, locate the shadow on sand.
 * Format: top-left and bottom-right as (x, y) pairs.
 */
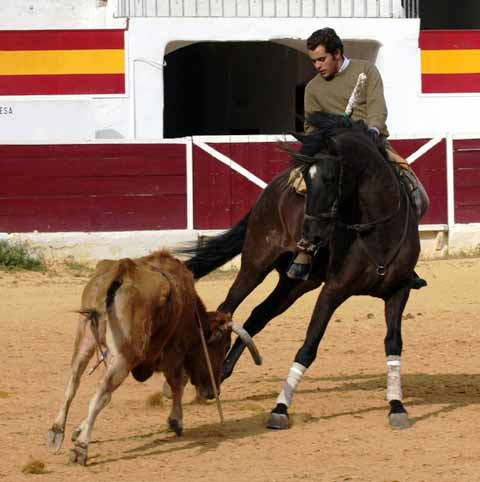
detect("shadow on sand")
(87, 371), (480, 466)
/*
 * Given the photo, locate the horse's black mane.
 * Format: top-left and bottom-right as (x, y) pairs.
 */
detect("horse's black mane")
(288, 112), (389, 169)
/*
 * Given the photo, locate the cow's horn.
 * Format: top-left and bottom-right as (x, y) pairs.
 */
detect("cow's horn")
(229, 322), (262, 366)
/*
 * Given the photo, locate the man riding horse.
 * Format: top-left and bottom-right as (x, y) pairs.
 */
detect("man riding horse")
(287, 27), (429, 282)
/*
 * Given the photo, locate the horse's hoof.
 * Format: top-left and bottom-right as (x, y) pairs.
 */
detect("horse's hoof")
(168, 418), (183, 437)
(389, 412), (411, 429)
(47, 426), (64, 453)
(266, 412), (290, 430)
(71, 427), (82, 442)
(69, 443), (88, 466)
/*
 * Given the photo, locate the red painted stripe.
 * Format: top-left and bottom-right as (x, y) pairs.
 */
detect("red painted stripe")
(422, 73), (480, 93)
(0, 29), (124, 51)
(420, 30), (480, 50)
(0, 74), (125, 95)
(0, 143), (187, 232)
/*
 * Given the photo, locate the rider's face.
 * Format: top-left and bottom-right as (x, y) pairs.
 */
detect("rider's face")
(308, 45), (343, 80)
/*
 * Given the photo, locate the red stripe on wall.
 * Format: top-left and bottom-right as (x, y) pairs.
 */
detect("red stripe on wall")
(421, 73), (480, 93)
(0, 144), (187, 232)
(0, 29), (124, 51)
(420, 30), (480, 50)
(0, 74), (125, 95)
(453, 139), (480, 223)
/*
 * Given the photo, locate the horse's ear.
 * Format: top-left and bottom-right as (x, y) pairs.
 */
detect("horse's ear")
(289, 131), (308, 144)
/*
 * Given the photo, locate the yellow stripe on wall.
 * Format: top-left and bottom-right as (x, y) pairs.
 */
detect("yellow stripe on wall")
(422, 49), (480, 74)
(0, 49), (125, 75)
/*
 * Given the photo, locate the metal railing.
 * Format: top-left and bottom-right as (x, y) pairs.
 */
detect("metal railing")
(115, 0), (420, 18)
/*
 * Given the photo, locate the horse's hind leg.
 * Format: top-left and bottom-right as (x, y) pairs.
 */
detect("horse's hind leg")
(222, 274), (321, 382)
(384, 286), (411, 429)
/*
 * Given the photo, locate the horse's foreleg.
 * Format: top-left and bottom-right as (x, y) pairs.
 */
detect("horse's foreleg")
(384, 286), (411, 429)
(222, 275), (320, 382)
(267, 288), (345, 429)
(218, 263), (271, 315)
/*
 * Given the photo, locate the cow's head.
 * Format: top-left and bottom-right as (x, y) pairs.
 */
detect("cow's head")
(189, 311), (262, 400)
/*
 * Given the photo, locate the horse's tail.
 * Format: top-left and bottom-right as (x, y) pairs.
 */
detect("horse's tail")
(176, 211), (251, 280)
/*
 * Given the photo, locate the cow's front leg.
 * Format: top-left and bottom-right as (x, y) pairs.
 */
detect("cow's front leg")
(165, 367), (185, 436)
(385, 287), (411, 429)
(47, 321), (97, 453)
(70, 354), (129, 465)
(267, 288), (344, 429)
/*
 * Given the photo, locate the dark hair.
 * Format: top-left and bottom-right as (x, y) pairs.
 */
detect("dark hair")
(306, 28), (344, 55)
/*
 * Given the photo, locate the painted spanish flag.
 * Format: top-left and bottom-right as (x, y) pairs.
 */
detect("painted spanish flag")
(0, 29), (125, 95)
(420, 30), (480, 94)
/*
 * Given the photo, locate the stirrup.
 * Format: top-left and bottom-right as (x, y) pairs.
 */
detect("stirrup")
(286, 253), (312, 281)
(286, 261), (311, 280)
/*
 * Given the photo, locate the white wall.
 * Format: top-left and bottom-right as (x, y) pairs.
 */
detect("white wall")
(0, 0), (122, 29)
(0, 0), (128, 142)
(128, 16), (480, 141)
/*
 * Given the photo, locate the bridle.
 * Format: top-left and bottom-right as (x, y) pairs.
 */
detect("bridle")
(304, 161), (344, 224)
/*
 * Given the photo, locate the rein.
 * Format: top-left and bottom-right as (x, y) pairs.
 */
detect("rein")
(349, 187), (410, 276)
(195, 306), (225, 425)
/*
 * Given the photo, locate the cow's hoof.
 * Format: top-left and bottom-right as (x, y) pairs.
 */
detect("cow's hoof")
(69, 443), (88, 466)
(71, 427), (82, 442)
(389, 412), (411, 429)
(168, 418), (183, 437)
(47, 426), (64, 453)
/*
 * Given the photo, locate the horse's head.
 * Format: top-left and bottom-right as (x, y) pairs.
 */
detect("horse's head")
(302, 153), (343, 247)
(288, 113), (389, 248)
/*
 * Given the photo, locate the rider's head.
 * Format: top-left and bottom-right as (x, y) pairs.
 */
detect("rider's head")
(307, 28), (344, 80)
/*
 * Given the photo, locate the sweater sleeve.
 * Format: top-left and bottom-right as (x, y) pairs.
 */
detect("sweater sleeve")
(303, 82), (323, 133)
(365, 64), (388, 136)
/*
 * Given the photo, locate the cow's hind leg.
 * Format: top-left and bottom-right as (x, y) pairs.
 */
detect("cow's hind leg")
(47, 322), (97, 453)
(384, 286), (411, 429)
(69, 355), (130, 465)
(222, 274), (320, 382)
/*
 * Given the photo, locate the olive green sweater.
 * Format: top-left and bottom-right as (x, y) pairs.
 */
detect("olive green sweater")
(304, 58), (389, 137)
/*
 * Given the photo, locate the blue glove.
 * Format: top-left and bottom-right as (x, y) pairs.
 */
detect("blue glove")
(368, 127), (380, 139)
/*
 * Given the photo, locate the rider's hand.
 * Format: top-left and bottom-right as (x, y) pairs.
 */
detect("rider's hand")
(368, 127), (380, 139)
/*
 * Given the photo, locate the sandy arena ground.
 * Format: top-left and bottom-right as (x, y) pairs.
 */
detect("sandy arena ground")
(2, 256), (480, 481)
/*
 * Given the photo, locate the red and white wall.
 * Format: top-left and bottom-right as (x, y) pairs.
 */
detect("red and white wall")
(1, 134), (479, 259)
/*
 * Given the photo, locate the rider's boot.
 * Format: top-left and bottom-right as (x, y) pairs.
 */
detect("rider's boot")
(286, 251), (312, 281)
(410, 270), (427, 290)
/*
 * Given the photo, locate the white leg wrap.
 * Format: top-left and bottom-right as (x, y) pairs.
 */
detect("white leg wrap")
(386, 355), (403, 402)
(276, 362), (307, 407)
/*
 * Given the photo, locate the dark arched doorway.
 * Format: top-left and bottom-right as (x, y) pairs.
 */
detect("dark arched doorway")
(163, 41), (314, 138)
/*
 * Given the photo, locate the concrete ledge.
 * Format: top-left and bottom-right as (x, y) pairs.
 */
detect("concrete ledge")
(2, 224), (477, 266)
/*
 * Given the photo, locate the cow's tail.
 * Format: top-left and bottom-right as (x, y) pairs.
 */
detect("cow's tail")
(175, 210), (251, 280)
(78, 259), (137, 345)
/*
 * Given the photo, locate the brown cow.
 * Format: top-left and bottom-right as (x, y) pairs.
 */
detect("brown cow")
(47, 250), (261, 465)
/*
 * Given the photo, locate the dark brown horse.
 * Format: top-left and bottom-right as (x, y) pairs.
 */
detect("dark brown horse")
(180, 113), (421, 428)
